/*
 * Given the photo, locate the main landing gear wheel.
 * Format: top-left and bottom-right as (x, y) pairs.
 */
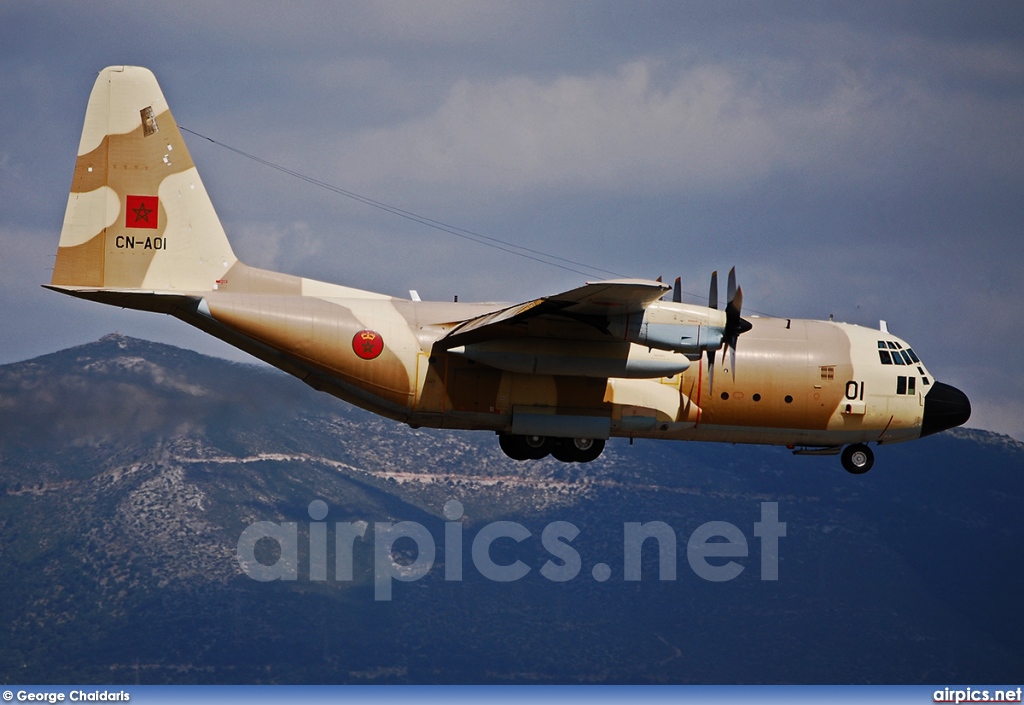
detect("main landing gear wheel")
(551, 437), (605, 463)
(498, 435), (605, 463)
(841, 443), (874, 474)
(498, 433), (552, 460)
(520, 434), (552, 459)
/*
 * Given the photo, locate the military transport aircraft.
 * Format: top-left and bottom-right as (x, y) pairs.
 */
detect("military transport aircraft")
(47, 66), (971, 473)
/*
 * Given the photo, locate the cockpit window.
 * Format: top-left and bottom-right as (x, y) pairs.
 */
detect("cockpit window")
(878, 340), (921, 367)
(896, 376), (918, 396)
(879, 342), (930, 390)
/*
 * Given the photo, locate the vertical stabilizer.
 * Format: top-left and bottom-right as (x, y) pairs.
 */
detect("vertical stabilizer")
(52, 66), (237, 292)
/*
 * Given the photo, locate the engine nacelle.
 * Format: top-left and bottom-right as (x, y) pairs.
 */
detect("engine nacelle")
(607, 302), (726, 356)
(448, 338), (690, 379)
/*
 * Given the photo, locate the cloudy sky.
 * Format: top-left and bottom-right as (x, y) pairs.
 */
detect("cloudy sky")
(1, 1), (1022, 439)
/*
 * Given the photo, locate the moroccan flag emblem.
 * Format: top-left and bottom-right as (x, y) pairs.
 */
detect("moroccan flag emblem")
(126, 195), (159, 229)
(352, 330), (384, 360)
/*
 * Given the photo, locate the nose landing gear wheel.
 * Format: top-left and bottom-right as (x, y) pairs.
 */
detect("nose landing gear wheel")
(841, 443), (874, 474)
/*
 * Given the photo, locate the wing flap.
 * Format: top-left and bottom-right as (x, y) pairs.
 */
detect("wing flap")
(542, 278), (671, 314)
(440, 279), (668, 346)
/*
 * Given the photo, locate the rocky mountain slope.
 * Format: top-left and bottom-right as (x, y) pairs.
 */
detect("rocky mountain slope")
(0, 334), (1021, 683)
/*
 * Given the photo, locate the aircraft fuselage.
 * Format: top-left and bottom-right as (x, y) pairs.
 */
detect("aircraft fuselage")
(130, 262), (957, 454)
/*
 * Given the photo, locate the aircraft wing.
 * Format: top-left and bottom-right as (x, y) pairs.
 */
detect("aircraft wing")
(440, 278), (669, 345)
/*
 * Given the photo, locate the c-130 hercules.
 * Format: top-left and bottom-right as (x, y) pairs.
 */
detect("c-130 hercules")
(47, 66), (971, 473)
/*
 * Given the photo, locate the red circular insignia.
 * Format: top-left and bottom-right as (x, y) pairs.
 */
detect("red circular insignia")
(352, 329), (384, 360)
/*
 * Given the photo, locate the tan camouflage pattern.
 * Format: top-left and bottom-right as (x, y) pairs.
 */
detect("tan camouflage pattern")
(53, 66), (236, 292)
(49, 66), (935, 452)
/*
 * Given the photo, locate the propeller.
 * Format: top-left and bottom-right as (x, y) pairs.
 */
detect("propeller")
(722, 267), (753, 381)
(705, 267), (752, 392)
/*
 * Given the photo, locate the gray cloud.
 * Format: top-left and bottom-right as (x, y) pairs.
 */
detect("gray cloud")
(2, 0), (1022, 439)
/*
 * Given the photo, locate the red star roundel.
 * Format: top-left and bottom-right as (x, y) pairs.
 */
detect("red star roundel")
(352, 329), (384, 360)
(126, 195), (159, 229)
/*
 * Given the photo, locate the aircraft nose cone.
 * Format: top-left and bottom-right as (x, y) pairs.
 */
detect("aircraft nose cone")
(920, 381), (971, 437)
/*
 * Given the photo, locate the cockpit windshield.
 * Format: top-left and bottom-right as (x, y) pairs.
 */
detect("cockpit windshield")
(877, 340), (920, 366)
(877, 340), (929, 385)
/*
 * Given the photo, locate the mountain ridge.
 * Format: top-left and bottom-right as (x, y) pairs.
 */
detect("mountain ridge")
(0, 334), (1020, 683)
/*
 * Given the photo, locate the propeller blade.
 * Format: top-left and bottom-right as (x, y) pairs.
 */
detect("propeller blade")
(672, 277), (681, 303)
(657, 276), (673, 301)
(727, 267), (737, 307)
(706, 348), (716, 395)
(708, 271), (718, 310)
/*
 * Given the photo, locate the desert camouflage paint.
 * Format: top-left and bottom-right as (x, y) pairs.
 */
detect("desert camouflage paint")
(48, 67), (968, 466)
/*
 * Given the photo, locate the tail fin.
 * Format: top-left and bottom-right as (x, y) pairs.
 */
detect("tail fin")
(51, 66), (236, 292)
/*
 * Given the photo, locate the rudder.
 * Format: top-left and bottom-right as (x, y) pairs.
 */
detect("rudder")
(52, 66), (236, 292)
